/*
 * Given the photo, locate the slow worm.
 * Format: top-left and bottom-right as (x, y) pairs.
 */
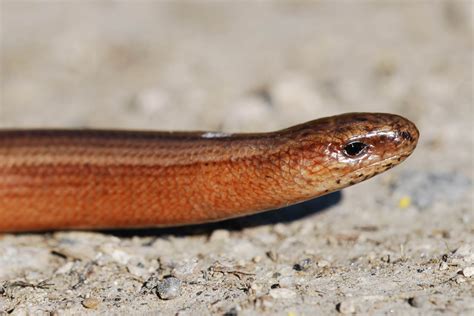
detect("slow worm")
(0, 112), (418, 232)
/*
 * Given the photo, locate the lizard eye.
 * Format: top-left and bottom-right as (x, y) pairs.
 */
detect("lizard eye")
(343, 141), (368, 158)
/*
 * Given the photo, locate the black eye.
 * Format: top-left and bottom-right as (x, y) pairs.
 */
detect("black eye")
(343, 141), (368, 157)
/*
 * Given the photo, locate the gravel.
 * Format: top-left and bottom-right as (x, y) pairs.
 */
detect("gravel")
(156, 277), (182, 300)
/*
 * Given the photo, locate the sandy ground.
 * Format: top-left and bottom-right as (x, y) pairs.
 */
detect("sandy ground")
(0, 1), (473, 315)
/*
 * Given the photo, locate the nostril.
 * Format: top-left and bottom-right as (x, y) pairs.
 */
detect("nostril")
(401, 131), (412, 141)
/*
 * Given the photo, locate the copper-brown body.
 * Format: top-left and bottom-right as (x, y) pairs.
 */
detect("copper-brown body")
(0, 113), (419, 232)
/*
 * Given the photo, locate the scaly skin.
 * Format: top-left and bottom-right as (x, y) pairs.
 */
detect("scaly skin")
(0, 112), (419, 232)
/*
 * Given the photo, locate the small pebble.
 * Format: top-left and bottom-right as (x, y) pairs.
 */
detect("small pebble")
(293, 258), (312, 271)
(82, 297), (100, 309)
(461, 266), (474, 277)
(450, 244), (474, 266)
(209, 229), (230, 242)
(141, 276), (161, 294)
(266, 250), (278, 262)
(317, 260), (330, 268)
(273, 223), (289, 236)
(336, 300), (356, 314)
(450, 258), (465, 266)
(223, 307), (238, 316)
(439, 261), (449, 271)
(367, 252), (377, 262)
(109, 249), (132, 265)
(381, 254), (391, 263)
(278, 276), (295, 288)
(127, 264), (149, 279)
(269, 288), (297, 299)
(232, 240), (261, 260)
(157, 277), (182, 300)
(455, 275), (466, 284)
(407, 296), (428, 308)
(100, 244), (132, 265)
(250, 283), (264, 296)
(55, 262), (75, 275)
(278, 265), (296, 276)
(172, 258), (199, 278)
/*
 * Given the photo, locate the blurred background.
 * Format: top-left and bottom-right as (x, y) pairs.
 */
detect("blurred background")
(2, 1), (472, 173)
